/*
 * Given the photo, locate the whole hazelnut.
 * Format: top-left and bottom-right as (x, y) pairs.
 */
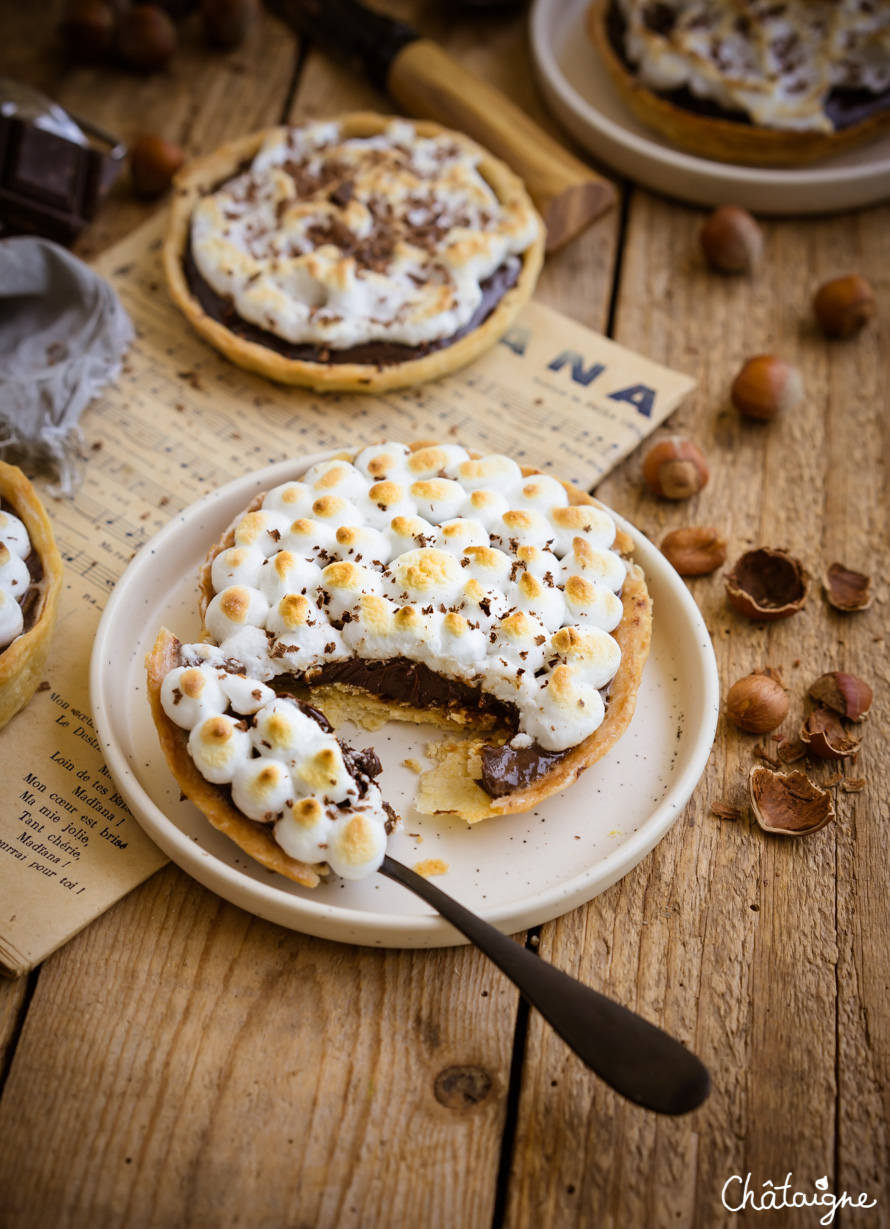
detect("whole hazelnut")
(131, 133), (185, 197)
(642, 437), (708, 500)
(726, 673), (789, 734)
(201, 0), (257, 48)
(660, 526), (727, 576)
(731, 355), (804, 421)
(117, 4), (176, 71)
(813, 275), (875, 338)
(60, 0), (117, 61)
(700, 205), (763, 275)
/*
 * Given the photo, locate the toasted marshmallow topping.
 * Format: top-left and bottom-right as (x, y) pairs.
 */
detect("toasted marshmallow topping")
(204, 444), (630, 753)
(617, 0), (890, 134)
(191, 120), (540, 350)
(162, 647), (395, 879)
(0, 513), (32, 650)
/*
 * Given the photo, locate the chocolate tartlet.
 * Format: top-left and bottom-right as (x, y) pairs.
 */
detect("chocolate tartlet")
(589, 0), (890, 165)
(164, 114), (544, 392)
(191, 441), (652, 825)
(0, 461), (63, 731)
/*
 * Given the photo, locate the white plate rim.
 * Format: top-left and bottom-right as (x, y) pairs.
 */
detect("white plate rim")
(530, 0), (890, 203)
(90, 451), (720, 946)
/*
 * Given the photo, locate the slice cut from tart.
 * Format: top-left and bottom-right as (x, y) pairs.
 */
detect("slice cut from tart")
(0, 461), (63, 731)
(588, 0), (890, 166)
(164, 113), (544, 393)
(194, 440), (652, 823)
(146, 628), (399, 886)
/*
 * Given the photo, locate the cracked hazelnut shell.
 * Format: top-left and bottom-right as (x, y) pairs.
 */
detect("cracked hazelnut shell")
(731, 355), (804, 421)
(700, 206), (763, 274)
(725, 548), (809, 621)
(660, 526), (726, 576)
(749, 766), (835, 836)
(642, 437), (708, 500)
(823, 562), (873, 612)
(813, 275), (875, 339)
(808, 672), (873, 722)
(799, 707), (861, 761)
(726, 673), (789, 734)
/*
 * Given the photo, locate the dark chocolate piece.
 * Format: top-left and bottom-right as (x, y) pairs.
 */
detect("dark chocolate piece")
(0, 114), (124, 246)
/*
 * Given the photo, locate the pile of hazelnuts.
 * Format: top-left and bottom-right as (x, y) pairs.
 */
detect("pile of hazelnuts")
(643, 205), (878, 829)
(60, 0), (258, 68)
(646, 204), (877, 582)
(60, 0), (258, 197)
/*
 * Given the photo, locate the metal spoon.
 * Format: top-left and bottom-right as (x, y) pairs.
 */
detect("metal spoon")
(379, 855), (710, 1115)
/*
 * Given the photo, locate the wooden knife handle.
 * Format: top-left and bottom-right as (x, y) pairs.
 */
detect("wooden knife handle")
(387, 39), (616, 252)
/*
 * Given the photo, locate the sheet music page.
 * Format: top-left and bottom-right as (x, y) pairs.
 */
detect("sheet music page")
(0, 213), (695, 974)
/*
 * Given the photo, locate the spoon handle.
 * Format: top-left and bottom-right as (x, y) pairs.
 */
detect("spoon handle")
(379, 855), (710, 1115)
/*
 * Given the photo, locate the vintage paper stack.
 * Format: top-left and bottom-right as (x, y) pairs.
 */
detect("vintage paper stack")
(0, 214), (695, 975)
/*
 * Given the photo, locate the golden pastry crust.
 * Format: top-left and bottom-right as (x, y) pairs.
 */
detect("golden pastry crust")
(0, 462), (63, 732)
(588, 0), (890, 167)
(197, 441), (652, 822)
(145, 626), (322, 888)
(164, 114), (545, 393)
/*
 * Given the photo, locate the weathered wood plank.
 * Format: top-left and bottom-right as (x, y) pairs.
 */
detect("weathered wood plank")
(0, 5), (619, 1229)
(0, 975), (29, 1085)
(0, 866), (517, 1229)
(507, 192), (889, 1227)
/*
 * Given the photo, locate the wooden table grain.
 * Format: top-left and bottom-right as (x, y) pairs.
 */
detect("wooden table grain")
(1, 4), (888, 1227)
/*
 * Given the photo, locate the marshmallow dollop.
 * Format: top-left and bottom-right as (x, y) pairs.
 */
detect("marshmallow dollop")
(161, 647), (395, 880)
(0, 514), (33, 650)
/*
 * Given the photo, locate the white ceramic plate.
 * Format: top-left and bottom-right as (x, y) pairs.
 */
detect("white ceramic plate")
(531, 0), (890, 214)
(91, 451), (719, 948)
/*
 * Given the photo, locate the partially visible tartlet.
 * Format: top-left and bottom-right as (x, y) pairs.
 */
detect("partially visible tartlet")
(164, 113), (544, 392)
(588, 0), (890, 165)
(0, 462), (63, 731)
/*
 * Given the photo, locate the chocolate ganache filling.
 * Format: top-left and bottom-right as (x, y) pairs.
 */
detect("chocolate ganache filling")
(301, 656), (573, 799)
(184, 240), (520, 368)
(608, 2), (890, 131)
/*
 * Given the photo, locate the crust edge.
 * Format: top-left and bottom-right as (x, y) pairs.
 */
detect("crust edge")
(587, 0), (890, 167)
(145, 627), (322, 888)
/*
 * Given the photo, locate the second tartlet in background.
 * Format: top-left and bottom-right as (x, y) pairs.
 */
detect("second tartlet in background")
(164, 114), (544, 392)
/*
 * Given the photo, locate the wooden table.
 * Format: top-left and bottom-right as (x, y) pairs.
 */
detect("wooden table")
(1, 4), (888, 1226)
